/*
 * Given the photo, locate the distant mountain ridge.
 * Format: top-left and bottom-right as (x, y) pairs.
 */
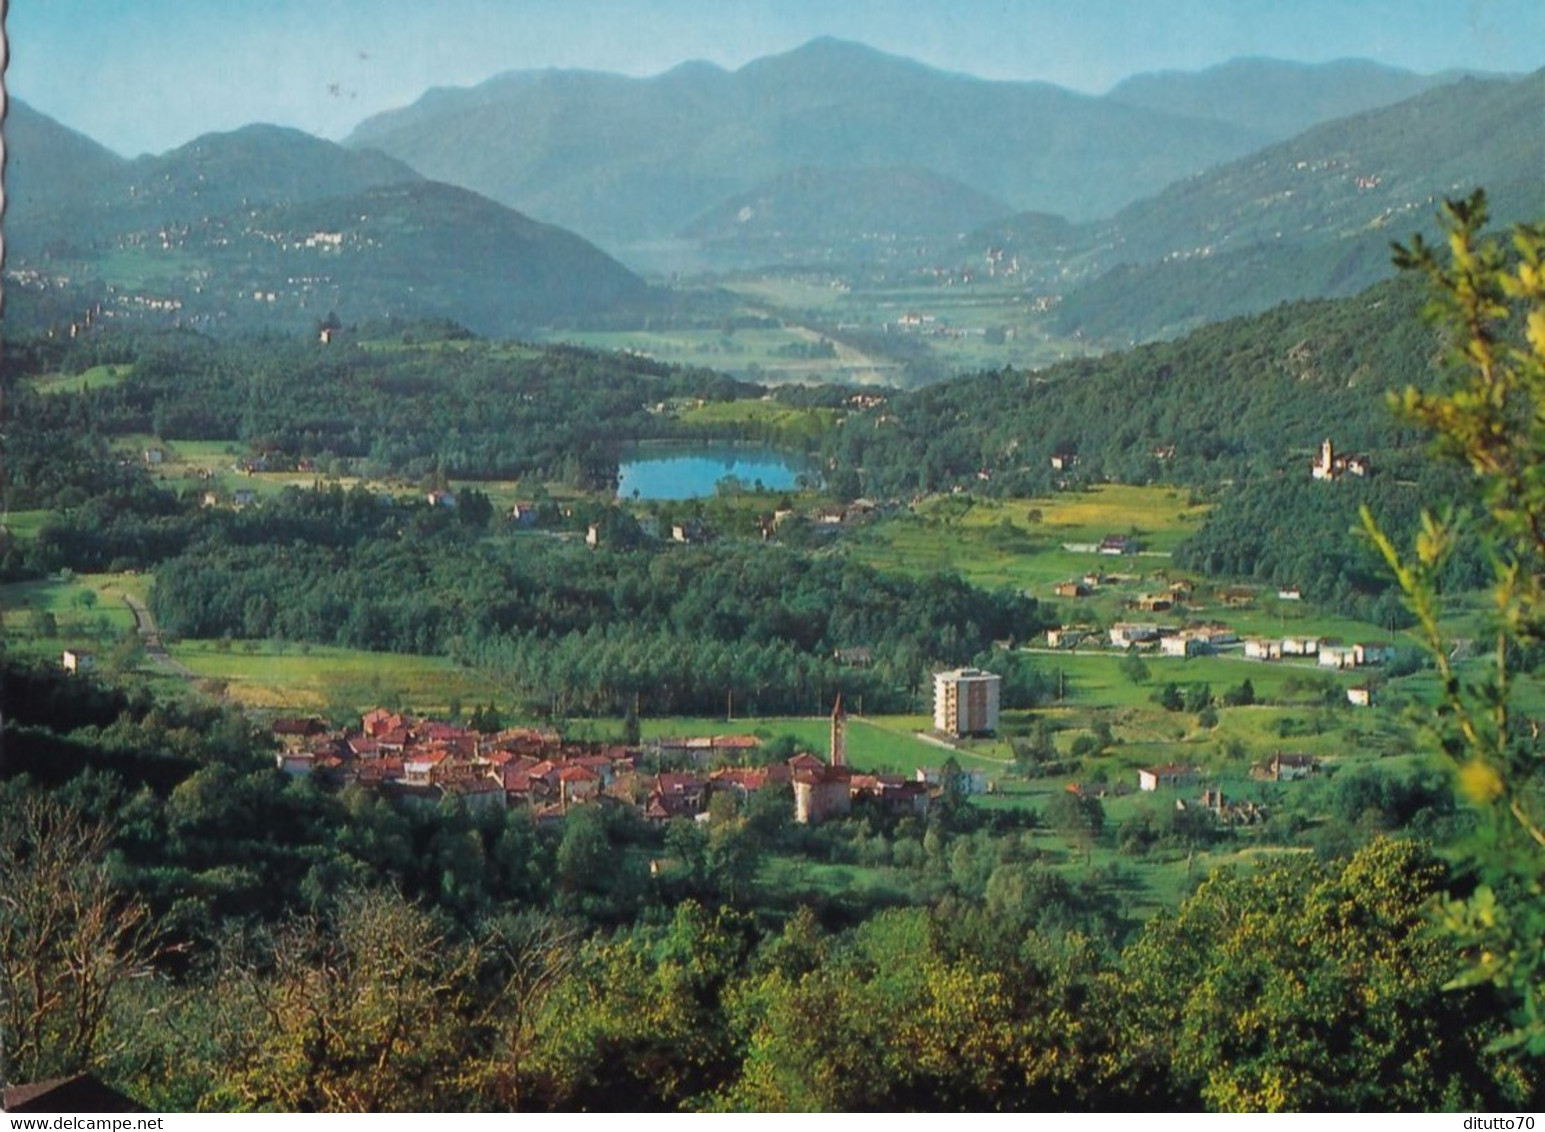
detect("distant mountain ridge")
(345, 39), (1487, 263)
(979, 68), (1545, 342)
(345, 38), (1269, 249)
(1105, 56), (1473, 140)
(4, 99), (132, 252)
(2, 101), (649, 337)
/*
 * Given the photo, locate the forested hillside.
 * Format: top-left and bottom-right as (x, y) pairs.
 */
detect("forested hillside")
(820, 275), (1439, 494)
(4, 329), (751, 495)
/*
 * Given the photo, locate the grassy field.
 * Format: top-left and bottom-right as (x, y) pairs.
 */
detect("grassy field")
(166, 639), (509, 715)
(1, 510), (54, 542)
(676, 399), (839, 447)
(0, 572), (145, 650)
(847, 486), (1398, 651)
(719, 274), (1098, 379)
(26, 363), (133, 396)
(1038, 649), (1361, 707)
(632, 714), (997, 776)
(846, 484), (1211, 594)
(110, 432), (563, 514)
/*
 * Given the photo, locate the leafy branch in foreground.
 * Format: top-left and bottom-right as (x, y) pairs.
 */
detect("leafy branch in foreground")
(1363, 189), (1545, 1053)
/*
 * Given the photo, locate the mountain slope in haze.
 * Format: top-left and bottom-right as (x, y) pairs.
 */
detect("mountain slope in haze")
(680, 165), (1013, 266)
(1106, 57), (1470, 141)
(223, 181), (651, 331)
(3, 99), (131, 254)
(345, 37), (1272, 251)
(978, 69), (1545, 342)
(4, 105), (426, 255)
(345, 40), (1485, 267)
(1097, 70), (1545, 267)
(2, 107), (649, 337)
(115, 124), (426, 221)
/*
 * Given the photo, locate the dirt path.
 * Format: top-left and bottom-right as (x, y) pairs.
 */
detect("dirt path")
(122, 595), (198, 681)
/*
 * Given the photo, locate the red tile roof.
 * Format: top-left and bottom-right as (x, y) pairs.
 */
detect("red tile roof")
(655, 772), (708, 795)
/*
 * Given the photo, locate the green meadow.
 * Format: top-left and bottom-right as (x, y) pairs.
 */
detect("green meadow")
(0, 573), (145, 654)
(1, 510), (54, 542)
(165, 639), (509, 715)
(633, 714), (993, 776)
(26, 363), (134, 396)
(846, 484), (1211, 595)
(676, 399), (839, 447)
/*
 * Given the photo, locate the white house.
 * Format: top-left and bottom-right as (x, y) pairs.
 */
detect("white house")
(1244, 638), (1284, 661)
(276, 750), (317, 777)
(1109, 623), (1161, 648)
(1138, 764), (1198, 792)
(1250, 752), (1319, 782)
(1160, 635), (1205, 658)
(61, 650), (96, 675)
(916, 766), (989, 795)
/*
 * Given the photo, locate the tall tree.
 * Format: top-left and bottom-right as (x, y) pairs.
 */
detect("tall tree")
(207, 887), (493, 1112)
(1366, 192), (1545, 1053)
(0, 793), (159, 1087)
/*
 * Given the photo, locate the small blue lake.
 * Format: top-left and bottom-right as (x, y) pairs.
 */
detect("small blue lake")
(616, 445), (810, 500)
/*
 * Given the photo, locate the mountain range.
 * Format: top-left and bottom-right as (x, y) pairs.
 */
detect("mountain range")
(5, 41), (1540, 348)
(344, 39), (1480, 264)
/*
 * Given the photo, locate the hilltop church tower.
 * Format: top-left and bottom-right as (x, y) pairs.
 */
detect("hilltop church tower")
(1312, 437), (1335, 480)
(830, 693), (846, 767)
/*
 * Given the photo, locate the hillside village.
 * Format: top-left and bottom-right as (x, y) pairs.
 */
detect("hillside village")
(262, 657), (1326, 838)
(270, 697), (943, 829)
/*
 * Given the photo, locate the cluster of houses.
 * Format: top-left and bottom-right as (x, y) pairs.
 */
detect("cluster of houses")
(270, 699), (963, 828)
(1108, 621), (1242, 657)
(1046, 603), (1393, 690)
(1071, 752), (1322, 828)
(1069, 752), (1318, 800)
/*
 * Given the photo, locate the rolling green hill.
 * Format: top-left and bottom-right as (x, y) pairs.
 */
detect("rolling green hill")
(114, 124), (424, 221)
(1, 106), (650, 338)
(820, 273), (1441, 500)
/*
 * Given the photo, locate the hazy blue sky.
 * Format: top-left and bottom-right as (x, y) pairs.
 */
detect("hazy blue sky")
(7, 0), (1544, 157)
